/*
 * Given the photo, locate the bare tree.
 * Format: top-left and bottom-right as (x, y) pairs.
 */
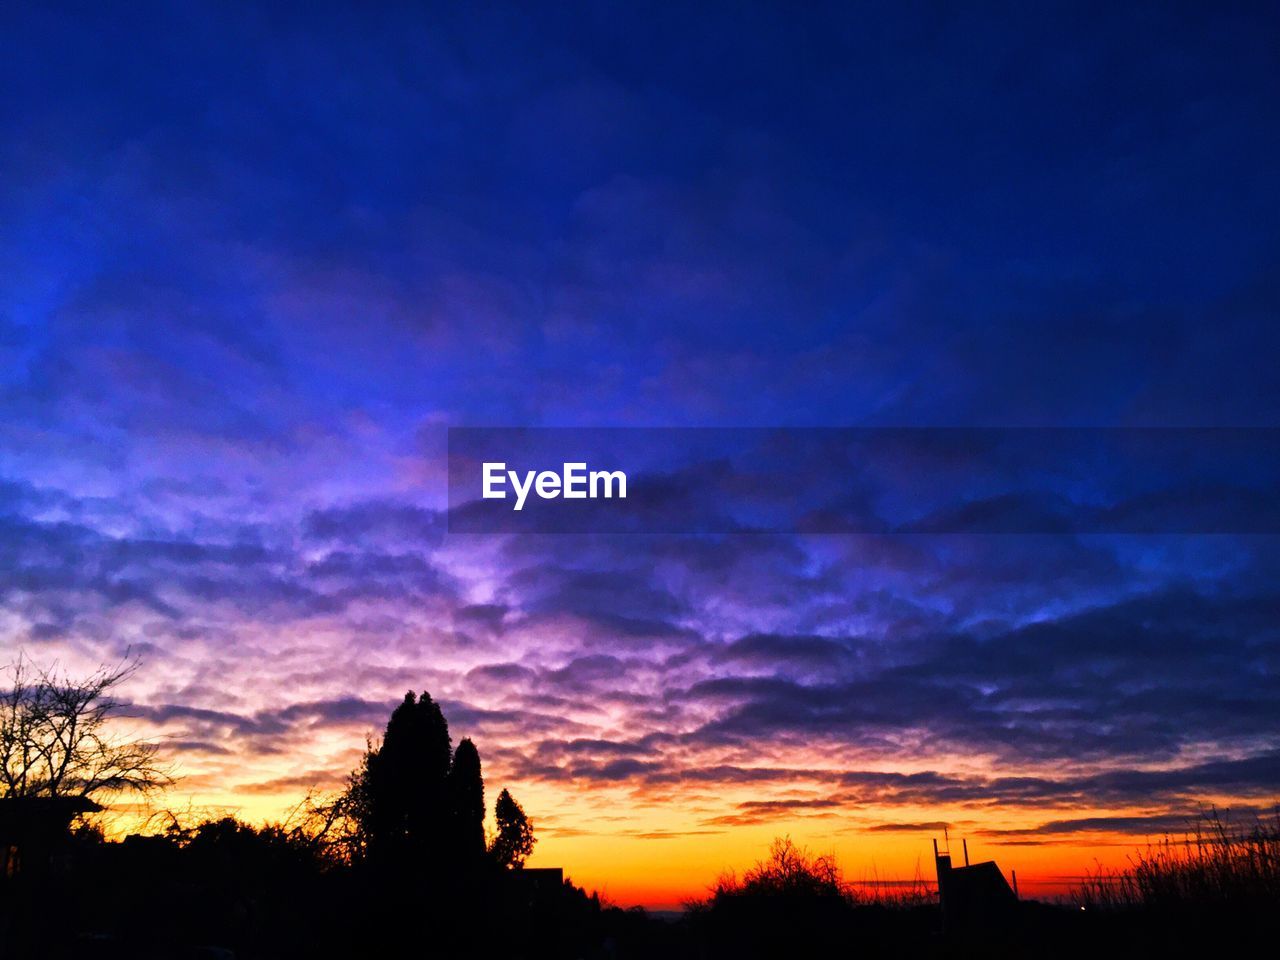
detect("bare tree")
(0, 654), (170, 801)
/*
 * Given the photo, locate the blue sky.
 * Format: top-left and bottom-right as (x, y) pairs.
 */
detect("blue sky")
(2, 1), (1278, 903)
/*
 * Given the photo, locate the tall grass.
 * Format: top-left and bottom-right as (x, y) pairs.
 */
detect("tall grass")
(848, 872), (935, 908)
(1075, 808), (1280, 915)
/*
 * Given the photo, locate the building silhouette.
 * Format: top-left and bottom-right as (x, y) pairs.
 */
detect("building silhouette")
(0, 795), (100, 881)
(933, 833), (1018, 931)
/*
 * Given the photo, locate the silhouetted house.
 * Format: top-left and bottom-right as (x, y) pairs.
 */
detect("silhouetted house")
(0, 795), (101, 880)
(933, 836), (1017, 931)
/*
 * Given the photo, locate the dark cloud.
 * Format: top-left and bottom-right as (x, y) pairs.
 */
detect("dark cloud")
(664, 587), (1280, 769)
(304, 503), (446, 548)
(713, 634), (857, 669)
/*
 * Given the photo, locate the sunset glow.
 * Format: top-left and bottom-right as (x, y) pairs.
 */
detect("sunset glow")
(4, 1), (1278, 917)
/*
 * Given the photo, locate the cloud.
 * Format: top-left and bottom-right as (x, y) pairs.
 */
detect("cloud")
(0, 3), (1276, 895)
(713, 634), (858, 670)
(304, 503), (446, 548)
(5, 470), (1278, 843)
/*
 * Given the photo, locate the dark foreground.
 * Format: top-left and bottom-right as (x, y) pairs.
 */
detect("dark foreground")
(3, 829), (1276, 960)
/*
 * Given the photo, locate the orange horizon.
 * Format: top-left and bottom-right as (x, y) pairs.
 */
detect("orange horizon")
(103, 777), (1254, 912)
(67, 651), (1273, 914)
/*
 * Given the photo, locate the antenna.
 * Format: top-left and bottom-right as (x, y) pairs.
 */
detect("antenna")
(943, 826), (950, 853)
(963, 838), (969, 866)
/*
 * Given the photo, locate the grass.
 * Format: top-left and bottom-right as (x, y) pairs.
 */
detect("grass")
(1075, 808), (1280, 915)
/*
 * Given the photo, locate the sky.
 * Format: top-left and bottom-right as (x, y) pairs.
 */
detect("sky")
(2, 2), (1279, 907)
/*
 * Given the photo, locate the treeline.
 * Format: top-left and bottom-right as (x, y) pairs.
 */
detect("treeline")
(5, 658), (1278, 958)
(0, 668), (648, 959)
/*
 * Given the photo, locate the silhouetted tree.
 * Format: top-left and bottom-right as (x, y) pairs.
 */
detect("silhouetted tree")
(447, 737), (486, 863)
(356, 690), (452, 866)
(490, 788), (535, 868)
(0, 654), (170, 800)
(687, 837), (858, 960)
